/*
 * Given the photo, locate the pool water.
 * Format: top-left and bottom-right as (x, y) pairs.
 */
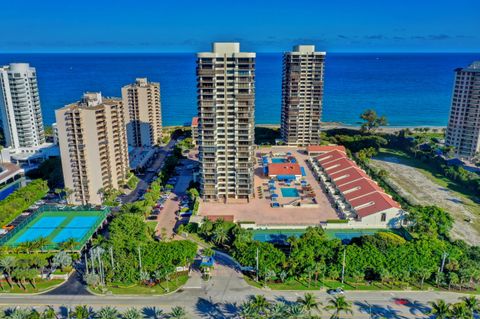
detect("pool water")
(251, 228), (402, 245)
(281, 187), (300, 197)
(271, 158), (287, 163)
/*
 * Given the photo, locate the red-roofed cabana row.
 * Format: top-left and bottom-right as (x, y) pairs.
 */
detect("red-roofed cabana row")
(312, 148), (405, 227)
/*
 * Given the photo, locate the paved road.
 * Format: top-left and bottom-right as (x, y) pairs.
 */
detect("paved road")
(156, 165), (193, 238)
(123, 139), (177, 204)
(0, 249), (472, 318)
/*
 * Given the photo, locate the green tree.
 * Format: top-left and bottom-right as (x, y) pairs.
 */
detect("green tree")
(428, 300), (451, 319)
(0, 256), (16, 286)
(122, 308), (141, 319)
(460, 296), (479, 316)
(96, 307), (119, 319)
(324, 296), (353, 319)
(71, 306), (94, 319)
(249, 295), (270, 315)
(168, 306), (187, 319)
(297, 293), (321, 316)
(360, 109), (388, 133)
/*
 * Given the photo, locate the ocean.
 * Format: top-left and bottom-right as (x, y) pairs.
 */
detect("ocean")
(0, 53), (478, 127)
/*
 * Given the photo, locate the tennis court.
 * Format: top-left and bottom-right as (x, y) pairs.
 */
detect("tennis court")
(2, 208), (108, 250)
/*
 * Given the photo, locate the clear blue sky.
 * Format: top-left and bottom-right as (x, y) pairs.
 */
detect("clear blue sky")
(1, 0), (479, 53)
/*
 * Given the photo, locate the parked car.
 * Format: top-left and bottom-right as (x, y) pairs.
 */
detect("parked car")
(327, 288), (344, 296)
(2, 224), (14, 231)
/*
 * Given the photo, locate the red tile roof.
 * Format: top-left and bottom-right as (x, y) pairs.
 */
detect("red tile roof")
(316, 150), (348, 164)
(191, 117), (199, 126)
(267, 163), (302, 176)
(337, 177), (383, 201)
(348, 192), (401, 218)
(323, 157), (356, 175)
(307, 145), (346, 154)
(330, 166), (370, 186)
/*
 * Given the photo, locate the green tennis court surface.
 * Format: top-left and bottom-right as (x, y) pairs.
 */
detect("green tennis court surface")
(2, 208), (108, 251)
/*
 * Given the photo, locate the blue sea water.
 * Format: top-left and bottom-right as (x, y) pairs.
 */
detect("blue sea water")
(0, 53), (478, 127)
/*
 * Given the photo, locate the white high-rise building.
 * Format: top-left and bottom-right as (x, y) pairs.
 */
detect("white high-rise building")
(197, 42), (256, 201)
(0, 63), (45, 149)
(446, 61), (480, 159)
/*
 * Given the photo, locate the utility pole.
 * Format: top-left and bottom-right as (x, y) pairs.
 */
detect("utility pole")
(138, 246), (143, 272)
(440, 251), (448, 273)
(109, 246), (114, 269)
(341, 248), (346, 284)
(256, 247), (259, 282)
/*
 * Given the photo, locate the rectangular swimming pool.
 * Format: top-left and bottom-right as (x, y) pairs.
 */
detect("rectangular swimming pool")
(281, 187), (300, 197)
(271, 158), (287, 163)
(251, 228), (405, 245)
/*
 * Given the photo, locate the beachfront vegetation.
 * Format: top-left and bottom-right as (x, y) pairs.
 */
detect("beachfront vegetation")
(359, 109), (388, 132)
(85, 213), (196, 292)
(0, 179), (49, 227)
(255, 126), (281, 145)
(184, 214), (480, 292)
(0, 306), (190, 319)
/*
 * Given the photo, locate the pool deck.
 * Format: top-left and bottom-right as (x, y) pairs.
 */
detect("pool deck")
(198, 146), (339, 226)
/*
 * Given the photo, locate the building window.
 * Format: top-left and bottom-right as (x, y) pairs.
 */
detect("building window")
(381, 213), (386, 222)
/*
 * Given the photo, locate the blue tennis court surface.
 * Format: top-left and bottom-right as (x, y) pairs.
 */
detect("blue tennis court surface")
(14, 217), (66, 243)
(52, 216), (99, 243)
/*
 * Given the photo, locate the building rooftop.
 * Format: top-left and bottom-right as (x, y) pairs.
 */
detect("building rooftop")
(308, 145), (346, 154)
(466, 61), (480, 71)
(330, 166), (370, 186)
(349, 191), (401, 218)
(267, 163), (302, 176)
(323, 157), (356, 175)
(315, 149), (349, 164)
(191, 116), (199, 127)
(337, 177), (383, 201)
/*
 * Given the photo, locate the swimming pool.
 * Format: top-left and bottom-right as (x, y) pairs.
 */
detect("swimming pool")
(271, 158), (287, 163)
(251, 228), (404, 245)
(281, 187), (300, 197)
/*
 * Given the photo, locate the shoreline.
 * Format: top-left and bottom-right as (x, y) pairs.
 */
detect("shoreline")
(164, 122), (446, 133)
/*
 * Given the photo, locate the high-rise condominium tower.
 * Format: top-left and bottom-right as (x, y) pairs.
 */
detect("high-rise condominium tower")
(281, 45), (325, 146)
(197, 42), (255, 201)
(56, 92), (129, 205)
(0, 63), (45, 148)
(446, 61), (480, 159)
(122, 78), (162, 147)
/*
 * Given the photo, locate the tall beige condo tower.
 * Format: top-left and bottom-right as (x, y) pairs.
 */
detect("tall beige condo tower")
(0, 63), (45, 148)
(56, 93), (129, 205)
(281, 45), (325, 146)
(446, 61), (480, 159)
(122, 78), (162, 147)
(197, 42), (255, 201)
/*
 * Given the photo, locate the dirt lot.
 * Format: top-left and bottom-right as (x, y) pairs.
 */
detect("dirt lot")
(370, 150), (480, 245)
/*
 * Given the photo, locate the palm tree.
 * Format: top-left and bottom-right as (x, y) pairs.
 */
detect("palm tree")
(59, 238), (78, 251)
(32, 237), (50, 252)
(212, 226), (229, 246)
(96, 307), (119, 319)
(324, 296), (353, 319)
(238, 302), (256, 319)
(0, 256), (16, 286)
(450, 302), (469, 319)
(286, 304), (306, 318)
(27, 309), (41, 319)
(460, 296), (479, 316)
(122, 308), (142, 319)
(7, 308), (31, 319)
(41, 306), (58, 319)
(249, 295), (270, 315)
(297, 293), (321, 315)
(428, 300), (451, 319)
(71, 306), (94, 319)
(269, 302), (288, 319)
(168, 306), (187, 319)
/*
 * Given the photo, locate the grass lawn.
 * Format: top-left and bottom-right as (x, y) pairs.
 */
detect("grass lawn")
(0, 279), (64, 293)
(103, 274), (189, 295)
(185, 233), (213, 248)
(245, 276), (438, 292)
